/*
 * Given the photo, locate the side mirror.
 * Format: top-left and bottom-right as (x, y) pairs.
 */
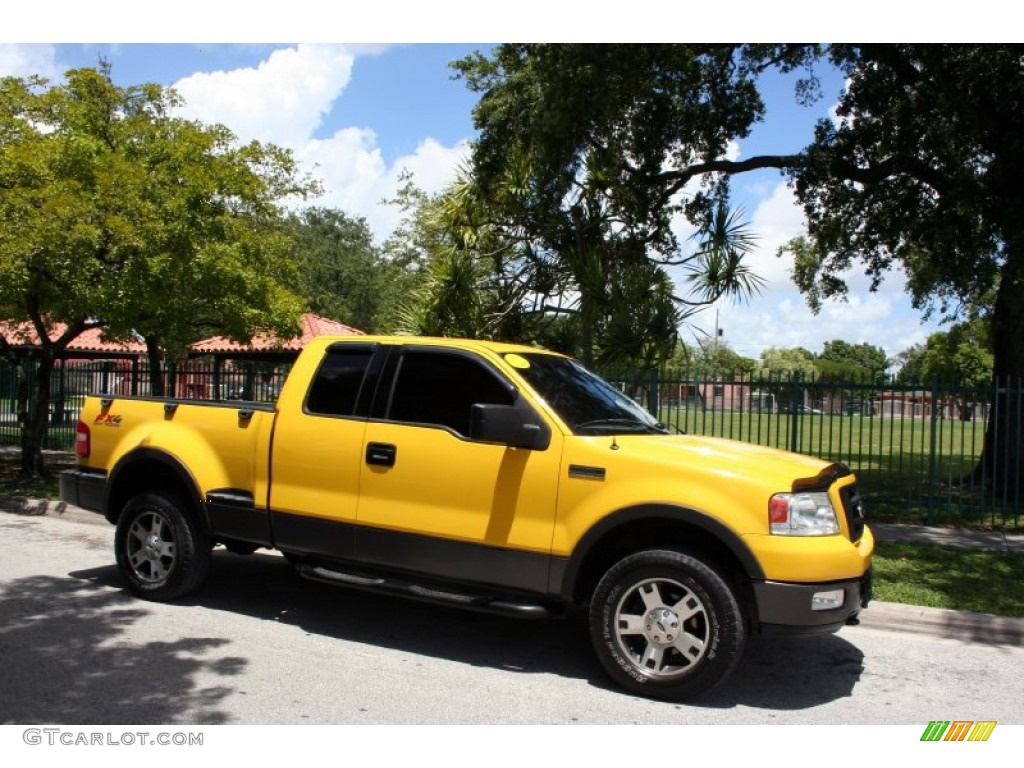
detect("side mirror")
(470, 404), (550, 451)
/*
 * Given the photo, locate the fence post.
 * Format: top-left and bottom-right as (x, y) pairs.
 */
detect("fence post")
(926, 375), (939, 526)
(213, 357), (223, 401)
(789, 372), (801, 454)
(647, 368), (659, 418)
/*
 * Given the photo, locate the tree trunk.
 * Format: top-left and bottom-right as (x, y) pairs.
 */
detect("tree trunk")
(3, 317), (93, 479)
(6, 354), (36, 478)
(975, 216), (1024, 499)
(20, 354), (56, 478)
(0, 345), (44, 478)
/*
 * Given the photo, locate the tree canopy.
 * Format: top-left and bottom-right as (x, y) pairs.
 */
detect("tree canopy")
(399, 49), (774, 369)
(287, 207), (407, 333)
(454, 43), (1024, 488)
(0, 66), (315, 475)
(758, 347), (817, 379)
(783, 46), (1024, 379)
(456, 44), (1023, 371)
(816, 340), (890, 383)
(453, 44), (794, 253)
(669, 338), (756, 376)
(895, 319), (994, 389)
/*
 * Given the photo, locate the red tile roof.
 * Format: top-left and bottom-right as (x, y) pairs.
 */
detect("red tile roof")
(0, 322), (146, 354)
(189, 313), (364, 353)
(2, 313), (363, 357)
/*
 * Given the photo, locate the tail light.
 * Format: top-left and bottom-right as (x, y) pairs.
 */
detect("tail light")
(75, 421), (91, 458)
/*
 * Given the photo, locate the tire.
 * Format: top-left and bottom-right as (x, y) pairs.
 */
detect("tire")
(114, 491), (211, 601)
(589, 549), (746, 700)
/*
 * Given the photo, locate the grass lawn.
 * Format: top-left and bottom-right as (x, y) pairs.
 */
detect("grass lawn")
(872, 540), (1024, 617)
(0, 448), (69, 500)
(658, 408), (1020, 529)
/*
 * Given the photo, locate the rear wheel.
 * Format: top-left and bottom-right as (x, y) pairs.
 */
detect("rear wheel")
(115, 491), (211, 601)
(589, 549), (745, 700)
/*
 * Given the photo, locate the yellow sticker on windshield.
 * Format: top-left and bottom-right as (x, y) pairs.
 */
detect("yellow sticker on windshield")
(504, 353), (531, 369)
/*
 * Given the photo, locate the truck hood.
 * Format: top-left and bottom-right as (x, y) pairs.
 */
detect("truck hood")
(588, 433), (842, 492)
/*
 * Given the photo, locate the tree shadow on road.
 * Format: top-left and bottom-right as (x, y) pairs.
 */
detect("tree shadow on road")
(63, 550), (862, 712)
(0, 573), (246, 724)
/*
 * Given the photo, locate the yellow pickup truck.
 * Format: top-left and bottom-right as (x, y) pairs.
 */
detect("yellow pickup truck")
(61, 335), (872, 700)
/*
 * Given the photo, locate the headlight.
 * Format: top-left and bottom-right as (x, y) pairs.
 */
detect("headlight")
(769, 492), (840, 536)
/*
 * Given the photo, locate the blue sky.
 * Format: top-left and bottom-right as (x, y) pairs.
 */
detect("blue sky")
(0, 37), (956, 365)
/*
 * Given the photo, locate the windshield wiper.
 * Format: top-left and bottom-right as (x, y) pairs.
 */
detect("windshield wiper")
(575, 418), (669, 435)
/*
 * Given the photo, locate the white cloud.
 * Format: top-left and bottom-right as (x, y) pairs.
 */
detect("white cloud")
(171, 44), (468, 241)
(173, 44), (357, 148)
(0, 44), (61, 79)
(299, 127), (389, 208)
(299, 132), (469, 235)
(678, 178), (941, 362)
(743, 181), (805, 289)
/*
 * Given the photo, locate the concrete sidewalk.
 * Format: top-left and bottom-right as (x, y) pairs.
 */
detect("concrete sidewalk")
(871, 522), (1024, 553)
(3, 495), (1023, 646)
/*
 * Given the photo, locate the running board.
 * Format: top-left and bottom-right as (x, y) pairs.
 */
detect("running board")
(297, 562), (553, 620)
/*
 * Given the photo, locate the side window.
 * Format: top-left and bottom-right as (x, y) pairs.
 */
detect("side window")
(388, 350), (515, 436)
(306, 348), (373, 417)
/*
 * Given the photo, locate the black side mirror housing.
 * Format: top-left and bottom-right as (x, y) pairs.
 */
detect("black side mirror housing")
(470, 404), (550, 451)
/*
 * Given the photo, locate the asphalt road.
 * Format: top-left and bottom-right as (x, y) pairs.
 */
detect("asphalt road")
(2, 510), (1022, 726)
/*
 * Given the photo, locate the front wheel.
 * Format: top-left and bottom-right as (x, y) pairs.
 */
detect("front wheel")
(589, 550), (745, 700)
(115, 491), (211, 601)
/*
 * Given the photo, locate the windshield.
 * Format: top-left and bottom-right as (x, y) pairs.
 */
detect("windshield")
(506, 353), (667, 435)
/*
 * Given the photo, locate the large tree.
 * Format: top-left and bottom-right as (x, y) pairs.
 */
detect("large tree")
(895, 319), (994, 391)
(670, 339), (757, 376)
(387, 162), (754, 371)
(0, 66), (313, 476)
(784, 45), (1023, 489)
(816, 340), (890, 384)
(442, 49), (772, 368)
(455, 43), (1024, 491)
(286, 207), (408, 333)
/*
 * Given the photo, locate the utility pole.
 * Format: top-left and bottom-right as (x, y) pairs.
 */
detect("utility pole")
(713, 310), (724, 362)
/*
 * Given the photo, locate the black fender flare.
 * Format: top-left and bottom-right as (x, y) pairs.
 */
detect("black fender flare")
(554, 503), (764, 600)
(105, 447), (205, 528)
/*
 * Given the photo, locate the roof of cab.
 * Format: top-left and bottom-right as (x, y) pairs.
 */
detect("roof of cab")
(316, 335), (565, 358)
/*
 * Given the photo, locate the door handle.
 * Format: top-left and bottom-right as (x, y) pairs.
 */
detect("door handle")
(365, 442), (397, 467)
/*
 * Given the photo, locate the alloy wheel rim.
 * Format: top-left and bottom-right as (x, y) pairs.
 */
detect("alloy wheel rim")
(613, 577), (710, 678)
(125, 511), (177, 583)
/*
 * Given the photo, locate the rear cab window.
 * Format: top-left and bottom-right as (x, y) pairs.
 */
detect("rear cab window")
(304, 346), (376, 417)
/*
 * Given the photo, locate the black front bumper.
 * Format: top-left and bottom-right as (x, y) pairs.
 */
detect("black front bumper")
(754, 568), (872, 635)
(59, 469), (107, 516)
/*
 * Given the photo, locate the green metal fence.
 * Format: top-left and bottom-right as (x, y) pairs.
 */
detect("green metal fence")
(602, 369), (1021, 528)
(1, 358), (291, 451)
(2, 358), (1020, 527)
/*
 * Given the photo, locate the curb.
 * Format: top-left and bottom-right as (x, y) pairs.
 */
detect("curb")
(859, 601), (1024, 647)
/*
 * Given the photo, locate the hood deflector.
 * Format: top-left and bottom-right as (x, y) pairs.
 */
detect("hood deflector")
(791, 463), (851, 493)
